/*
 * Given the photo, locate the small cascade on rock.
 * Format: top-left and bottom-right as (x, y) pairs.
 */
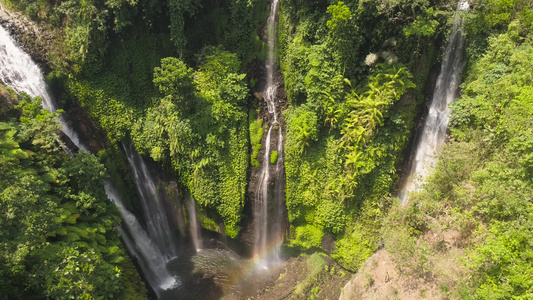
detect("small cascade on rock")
(253, 0), (285, 267)
(105, 183), (180, 296)
(399, 0), (469, 204)
(186, 193), (203, 252)
(0, 25), (87, 151)
(123, 142), (180, 259)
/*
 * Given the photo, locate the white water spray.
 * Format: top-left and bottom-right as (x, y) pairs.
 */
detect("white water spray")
(399, 0), (469, 204)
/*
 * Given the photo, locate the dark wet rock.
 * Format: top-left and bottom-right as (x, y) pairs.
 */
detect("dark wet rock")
(0, 5), (52, 73)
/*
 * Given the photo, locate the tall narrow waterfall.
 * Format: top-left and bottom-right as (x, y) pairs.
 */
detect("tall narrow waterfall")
(186, 192), (203, 252)
(123, 143), (181, 259)
(105, 183), (180, 296)
(0, 25), (87, 151)
(399, 0), (469, 204)
(0, 23), (181, 296)
(253, 0), (285, 266)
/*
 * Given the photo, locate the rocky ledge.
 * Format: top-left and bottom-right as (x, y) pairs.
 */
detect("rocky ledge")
(0, 3), (53, 73)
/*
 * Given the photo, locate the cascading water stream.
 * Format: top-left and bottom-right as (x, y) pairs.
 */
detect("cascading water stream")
(105, 183), (180, 296)
(0, 25), (87, 151)
(123, 143), (181, 259)
(399, 0), (469, 204)
(2, 3), (294, 296)
(186, 192), (203, 252)
(0, 23), (181, 296)
(253, 0), (285, 266)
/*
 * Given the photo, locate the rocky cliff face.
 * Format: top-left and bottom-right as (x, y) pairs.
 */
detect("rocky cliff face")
(0, 83), (18, 117)
(0, 4), (53, 72)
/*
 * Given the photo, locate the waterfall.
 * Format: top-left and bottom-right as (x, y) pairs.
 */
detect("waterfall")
(0, 25), (87, 151)
(253, 0), (285, 266)
(0, 23), (181, 296)
(399, 0), (469, 204)
(123, 143), (181, 259)
(106, 143), (185, 295)
(254, 125), (272, 262)
(186, 193), (203, 252)
(105, 183), (180, 296)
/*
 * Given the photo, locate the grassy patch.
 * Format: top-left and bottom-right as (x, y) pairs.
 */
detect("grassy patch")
(249, 109), (263, 167)
(270, 150), (278, 164)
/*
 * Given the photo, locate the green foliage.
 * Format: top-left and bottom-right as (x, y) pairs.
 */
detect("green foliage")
(279, 0), (428, 270)
(8, 0), (142, 66)
(283, 61), (415, 263)
(307, 253), (327, 276)
(333, 199), (386, 271)
(153, 57), (195, 103)
(249, 110), (264, 167)
(225, 224), (241, 239)
(469, 218), (533, 299)
(467, 0), (532, 33)
(117, 259), (149, 300)
(326, 2), (361, 72)
(68, 80), (135, 144)
(198, 211), (221, 233)
(47, 247), (121, 300)
(284, 105), (318, 155)
(386, 15), (533, 299)
(290, 252), (349, 299)
(334, 223), (379, 271)
(132, 96), (193, 163)
(11, 1), (520, 296)
(326, 2), (351, 30)
(132, 48), (249, 234)
(284, 133), (346, 236)
(194, 49), (248, 123)
(404, 8), (440, 37)
(452, 23), (533, 298)
(291, 225), (324, 249)
(19, 0), (266, 240)
(16, 94), (62, 152)
(168, 0), (200, 52)
(270, 150), (278, 164)
(178, 0), (268, 65)
(0, 96), (145, 299)
(15, 0), (268, 68)
(0, 84), (18, 119)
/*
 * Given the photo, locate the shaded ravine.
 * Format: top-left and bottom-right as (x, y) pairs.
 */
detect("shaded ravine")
(398, 0), (469, 204)
(252, 0), (286, 267)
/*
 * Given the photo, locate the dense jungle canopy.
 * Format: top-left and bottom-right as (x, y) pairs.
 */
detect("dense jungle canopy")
(0, 0), (532, 299)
